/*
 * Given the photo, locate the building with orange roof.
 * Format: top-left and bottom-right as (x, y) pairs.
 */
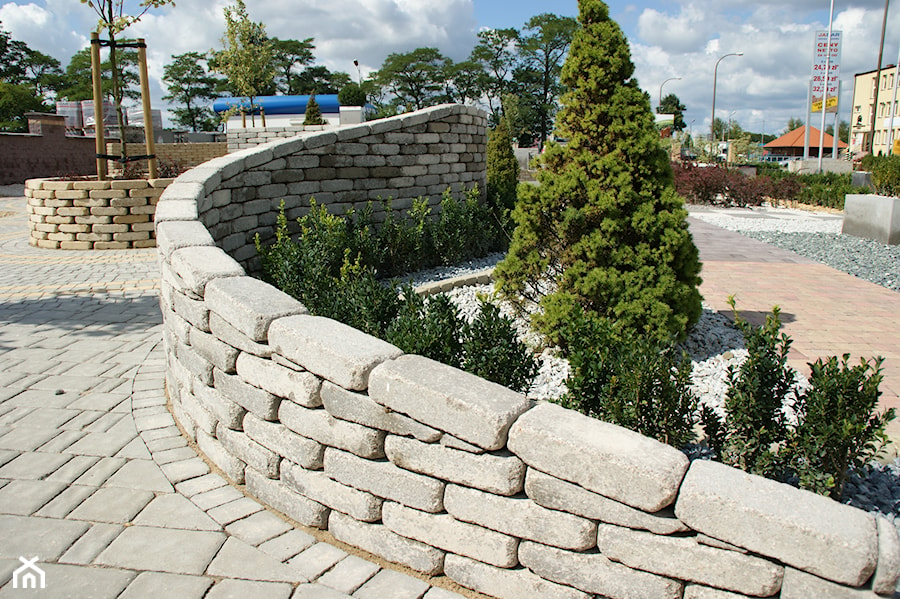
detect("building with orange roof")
(763, 125), (847, 159)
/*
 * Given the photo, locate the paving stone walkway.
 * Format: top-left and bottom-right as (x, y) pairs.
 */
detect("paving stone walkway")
(0, 188), (465, 599)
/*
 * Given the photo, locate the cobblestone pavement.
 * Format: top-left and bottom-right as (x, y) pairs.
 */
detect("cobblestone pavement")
(0, 188), (465, 599)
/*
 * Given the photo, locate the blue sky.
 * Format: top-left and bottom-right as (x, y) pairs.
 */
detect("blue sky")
(1, 0), (898, 137)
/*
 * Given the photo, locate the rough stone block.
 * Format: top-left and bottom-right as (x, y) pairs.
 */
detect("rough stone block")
(674, 459), (877, 587)
(324, 448), (444, 513)
(216, 422), (280, 479)
(243, 413), (324, 470)
(205, 276), (307, 342)
(282, 459), (382, 522)
(779, 567), (878, 599)
(170, 246), (244, 296)
(329, 511), (444, 576)
(155, 220), (215, 259)
(842, 194), (900, 245)
(525, 468), (689, 535)
(194, 383), (246, 430)
(596, 523), (783, 596)
(383, 501), (517, 568)
(175, 341), (214, 386)
(518, 541), (683, 599)
(507, 402), (689, 513)
(215, 368), (280, 421)
(236, 352), (322, 408)
(320, 382), (440, 442)
(154, 199), (198, 222)
(196, 429), (245, 484)
(279, 402), (385, 459)
(683, 585), (759, 599)
(444, 553), (590, 599)
(244, 466), (328, 529)
(445, 484), (596, 551)
(385, 435), (525, 496)
(178, 388), (218, 436)
(189, 327), (239, 373)
(270, 315), (402, 391)
(369, 355), (530, 451)
(209, 313), (272, 358)
(172, 290), (210, 332)
(873, 516), (900, 594)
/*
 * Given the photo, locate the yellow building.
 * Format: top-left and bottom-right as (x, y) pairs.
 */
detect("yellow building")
(850, 65), (900, 156)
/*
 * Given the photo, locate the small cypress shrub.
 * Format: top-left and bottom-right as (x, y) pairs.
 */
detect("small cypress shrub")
(304, 94), (325, 126)
(494, 0), (702, 345)
(486, 118), (519, 214)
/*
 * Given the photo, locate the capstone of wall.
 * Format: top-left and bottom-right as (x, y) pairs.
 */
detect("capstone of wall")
(155, 104), (900, 599)
(227, 125), (328, 152)
(26, 177), (171, 249)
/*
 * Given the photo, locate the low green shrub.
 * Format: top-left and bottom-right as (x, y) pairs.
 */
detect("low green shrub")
(462, 299), (538, 394)
(784, 355), (893, 499)
(702, 300), (895, 499)
(557, 310), (698, 448)
(256, 197), (537, 393)
(868, 155), (900, 196)
(701, 299), (795, 476)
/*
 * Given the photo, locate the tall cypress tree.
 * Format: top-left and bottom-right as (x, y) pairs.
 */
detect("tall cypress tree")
(303, 94), (325, 125)
(494, 0), (702, 344)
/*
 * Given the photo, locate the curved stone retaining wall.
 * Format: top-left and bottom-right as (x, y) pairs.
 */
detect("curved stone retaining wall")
(156, 104), (899, 599)
(26, 177), (171, 249)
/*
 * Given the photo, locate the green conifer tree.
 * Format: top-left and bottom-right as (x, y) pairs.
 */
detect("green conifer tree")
(486, 117), (519, 213)
(494, 0), (702, 344)
(303, 93), (325, 125)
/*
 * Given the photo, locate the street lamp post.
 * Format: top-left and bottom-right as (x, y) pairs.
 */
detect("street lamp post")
(711, 52), (743, 157)
(658, 77), (682, 110)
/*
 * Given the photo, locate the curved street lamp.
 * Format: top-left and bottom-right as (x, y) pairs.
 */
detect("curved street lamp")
(711, 52), (743, 154)
(658, 77), (682, 110)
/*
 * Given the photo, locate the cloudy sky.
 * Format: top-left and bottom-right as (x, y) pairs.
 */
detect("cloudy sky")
(1, 0), (898, 137)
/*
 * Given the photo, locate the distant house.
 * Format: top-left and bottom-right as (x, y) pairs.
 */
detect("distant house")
(764, 126), (847, 159)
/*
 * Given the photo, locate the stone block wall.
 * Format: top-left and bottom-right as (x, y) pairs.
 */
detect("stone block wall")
(227, 126), (320, 152)
(106, 142), (228, 176)
(155, 104), (900, 599)
(26, 177), (171, 249)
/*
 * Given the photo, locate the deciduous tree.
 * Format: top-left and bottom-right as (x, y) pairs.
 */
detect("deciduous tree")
(162, 52), (221, 132)
(373, 47), (451, 112)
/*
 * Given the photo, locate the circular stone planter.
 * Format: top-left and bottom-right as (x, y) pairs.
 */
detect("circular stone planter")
(25, 177), (173, 250)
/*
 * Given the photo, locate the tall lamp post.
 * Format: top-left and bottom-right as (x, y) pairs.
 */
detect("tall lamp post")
(711, 52), (743, 156)
(658, 77), (682, 110)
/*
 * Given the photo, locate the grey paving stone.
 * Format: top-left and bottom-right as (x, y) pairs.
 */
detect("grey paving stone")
(0, 452), (73, 480)
(94, 525), (226, 574)
(133, 494), (222, 531)
(314, 555), (379, 594)
(207, 537), (309, 583)
(114, 437), (153, 459)
(0, 514), (90, 560)
(207, 497), (264, 526)
(288, 542), (349, 580)
(33, 484), (96, 519)
(0, 451), (17, 468)
(102, 458), (173, 492)
(59, 410), (105, 431)
(118, 571), (214, 599)
(38, 430), (88, 454)
(257, 529), (318, 562)
(0, 561), (136, 599)
(192, 485), (245, 510)
(0, 426), (62, 452)
(206, 578), (294, 599)
(63, 429), (136, 457)
(67, 486), (155, 523)
(224, 509), (293, 545)
(58, 523), (124, 565)
(352, 568), (431, 599)
(71, 457), (126, 486)
(145, 434), (188, 453)
(0, 479), (66, 515)
(291, 583), (352, 599)
(160, 456), (210, 484)
(175, 472), (228, 497)
(8, 408), (79, 429)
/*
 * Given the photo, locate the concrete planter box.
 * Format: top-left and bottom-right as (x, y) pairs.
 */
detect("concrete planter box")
(842, 194), (900, 245)
(25, 177), (172, 250)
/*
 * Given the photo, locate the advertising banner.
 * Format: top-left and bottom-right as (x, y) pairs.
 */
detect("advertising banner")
(811, 30), (841, 114)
